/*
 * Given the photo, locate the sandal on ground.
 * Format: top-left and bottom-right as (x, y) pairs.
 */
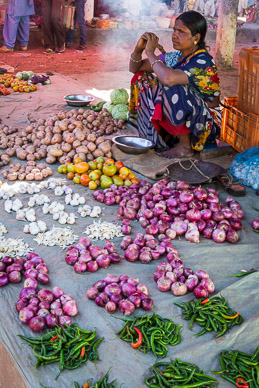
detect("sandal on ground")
(44, 48), (54, 54)
(17, 45), (27, 51)
(56, 44), (65, 53)
(76, 44), (87, 50)
(0, 45), (13, 53)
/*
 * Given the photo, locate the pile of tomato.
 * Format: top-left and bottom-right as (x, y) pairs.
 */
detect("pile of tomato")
(58, 157), (139, 189)
(0, 73), (37, 93)
(0, 85), (11, 96)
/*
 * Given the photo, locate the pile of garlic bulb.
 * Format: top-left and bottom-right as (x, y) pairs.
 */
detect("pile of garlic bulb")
(0, 186), (15, 199)
(23, 220), (48, 235)
(42, 202), (77, 225)
(78, 205), (102, 218)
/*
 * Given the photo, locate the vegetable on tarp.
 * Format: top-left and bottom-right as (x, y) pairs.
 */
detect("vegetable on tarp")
(145, 358), (218, 387)
(30, 75), (50, 84)
(175, 295), (243, 337)
(131, 327), (143, 348)
(110, 88), (129, 105)
(111, 104), (129, 120)
(103, 101), (115, 113)
(211, 347), (259, 388)
(116, 313), (182, 358)
(18, 323), (103, 373)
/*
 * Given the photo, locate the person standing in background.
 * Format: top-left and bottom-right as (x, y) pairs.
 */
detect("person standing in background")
(0, 0), (34, 53)
(179, 0), (186, 12)
(65, 0), (87, 50)
(42, 0), (66, 54)
(193, 0), (205, 13)
(203, 0), (215, 17)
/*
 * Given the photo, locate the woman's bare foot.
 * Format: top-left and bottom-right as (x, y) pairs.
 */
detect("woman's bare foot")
(158, 145), (194, 159)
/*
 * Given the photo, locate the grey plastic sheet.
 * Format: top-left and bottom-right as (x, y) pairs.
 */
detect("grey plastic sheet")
(0, 76), (259, 388)
(0, 171), (258, 388)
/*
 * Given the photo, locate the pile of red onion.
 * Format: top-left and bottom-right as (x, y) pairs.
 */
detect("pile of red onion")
(0, 252), (49, 288)
(86, 274), (153, 316)
(65, 237), (122, 273)
(154, 246), (214, 298)
(94, 179), (244, 244)
(16, 286), (78, 332)
(120, 233), (169, 264)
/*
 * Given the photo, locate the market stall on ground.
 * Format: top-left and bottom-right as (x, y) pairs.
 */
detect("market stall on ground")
(0, 73), (258, 388)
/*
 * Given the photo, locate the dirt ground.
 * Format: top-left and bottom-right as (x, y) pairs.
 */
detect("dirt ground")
(0, 37), (256, 98)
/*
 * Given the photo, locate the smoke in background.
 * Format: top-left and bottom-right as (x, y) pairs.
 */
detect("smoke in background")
(94, 0), (175, 56)
(97, 0), (172, 18)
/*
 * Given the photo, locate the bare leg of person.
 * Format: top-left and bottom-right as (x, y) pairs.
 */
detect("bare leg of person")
(158, 133), (194, 159)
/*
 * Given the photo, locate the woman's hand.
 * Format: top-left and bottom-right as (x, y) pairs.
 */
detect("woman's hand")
(144, 32), (159, 55)
(135, 33), (149, 53)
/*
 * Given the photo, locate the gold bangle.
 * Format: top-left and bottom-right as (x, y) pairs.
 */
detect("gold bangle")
(130, 54), (142, 63)
(150, 59), (163, 69)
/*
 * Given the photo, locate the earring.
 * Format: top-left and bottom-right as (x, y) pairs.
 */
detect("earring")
(194, 41), (197, 45)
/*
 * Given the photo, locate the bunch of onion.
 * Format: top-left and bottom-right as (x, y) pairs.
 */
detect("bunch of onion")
(120, 233), (170, 264)
(65, 237), (122, 274)
(154, 249), (215, 298)
(86, 274), (153, 315)
(94, 179), (243, 244)
(16, 285), (78, 332)
(0, 252), (49, 288)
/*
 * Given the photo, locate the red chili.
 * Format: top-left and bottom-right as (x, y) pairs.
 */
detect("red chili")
(131, 327), (143, 348)
(236, 377), (249, 388)
(80, 347), (85, 358)
(50, 335), (58, 341)
(201, 298), (210, 305)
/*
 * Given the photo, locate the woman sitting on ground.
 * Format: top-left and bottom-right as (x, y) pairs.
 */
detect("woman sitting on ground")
(128, 11), (222, 159)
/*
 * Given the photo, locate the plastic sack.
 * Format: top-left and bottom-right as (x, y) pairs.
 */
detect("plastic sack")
(230, 146), (259, 190)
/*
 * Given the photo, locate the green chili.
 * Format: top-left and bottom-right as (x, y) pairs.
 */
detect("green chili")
(145, 358), (218, 387)
(115, 313), (181, 359)
(175, 295), (243, 338)
(18, 324), (103, 374)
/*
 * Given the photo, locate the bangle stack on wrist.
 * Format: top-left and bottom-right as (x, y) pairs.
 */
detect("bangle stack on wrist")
(130, 54), (142, 63)
(150, 59), (163, 69)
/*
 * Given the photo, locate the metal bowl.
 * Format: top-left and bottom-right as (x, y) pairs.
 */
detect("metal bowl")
(112, 136), (154, 154)
(63, 94), (94, 107)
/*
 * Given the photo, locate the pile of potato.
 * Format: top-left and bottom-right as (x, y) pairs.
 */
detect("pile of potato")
(0, 108), (125, 168)
(2, 161), (53, 181)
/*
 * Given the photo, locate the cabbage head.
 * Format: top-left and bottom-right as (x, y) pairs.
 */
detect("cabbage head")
(103, 101), (115, 114)
(110, 88), (129, 105)
(111, 104), (129, 120)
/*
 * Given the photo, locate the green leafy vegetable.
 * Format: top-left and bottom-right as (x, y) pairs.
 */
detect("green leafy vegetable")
(111, 104), (128, 120)
(103, 101), (115, 113)
(110, 88), (129, 105)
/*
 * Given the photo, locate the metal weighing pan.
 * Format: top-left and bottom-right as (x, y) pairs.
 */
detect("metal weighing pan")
(165, 159), (223, 184)
(63, 94), (94, 107)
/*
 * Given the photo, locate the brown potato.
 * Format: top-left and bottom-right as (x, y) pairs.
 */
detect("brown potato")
(46, 155), (56, 164)
(7, 172), (18, 181)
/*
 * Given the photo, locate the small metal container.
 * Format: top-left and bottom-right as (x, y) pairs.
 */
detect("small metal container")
(112, 135), (154, 154)
(63, 94), (94, 107)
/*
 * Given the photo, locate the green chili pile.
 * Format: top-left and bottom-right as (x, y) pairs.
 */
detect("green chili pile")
(174, 295), (243, 337)
(145, 359), (218, 387)
(18, 323), (103, 372)
(212, 347), (259, 388)
(115, 313), (182, 358)
(74, 369), (124, 388)
(90, 101), (106, 112)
